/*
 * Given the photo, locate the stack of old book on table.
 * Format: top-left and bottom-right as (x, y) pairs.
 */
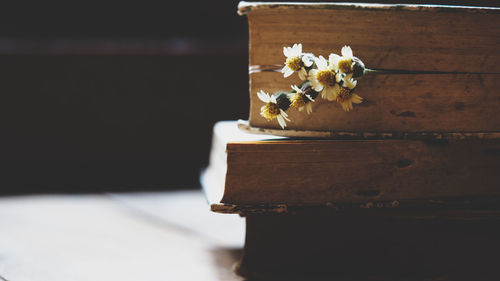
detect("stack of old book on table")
(202, 2), (500, 280)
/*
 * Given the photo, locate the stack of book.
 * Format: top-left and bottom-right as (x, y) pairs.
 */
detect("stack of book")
(202, 2), (500, 280)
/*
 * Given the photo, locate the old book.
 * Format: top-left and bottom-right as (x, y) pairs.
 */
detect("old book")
(238, 2), (500, 135)
(234, 211), (500, 280)
(201, 121), (500, 209)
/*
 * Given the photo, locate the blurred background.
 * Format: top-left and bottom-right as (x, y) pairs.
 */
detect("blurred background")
(0, 2), (249, 194)
(0, 0), (496, 195)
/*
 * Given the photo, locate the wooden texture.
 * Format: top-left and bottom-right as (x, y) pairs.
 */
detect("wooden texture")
(241, 2), (500, 133)
(205, 121), (500, 206)
(0, 192), (245, 281)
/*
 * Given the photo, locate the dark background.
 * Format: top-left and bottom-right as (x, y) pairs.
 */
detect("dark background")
(0, 1), (496, 194)
(0, 2), (249, 194)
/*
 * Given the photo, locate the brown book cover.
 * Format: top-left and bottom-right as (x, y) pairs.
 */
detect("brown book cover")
(201, 121), (500, 210)
(238, 2), (500, 135)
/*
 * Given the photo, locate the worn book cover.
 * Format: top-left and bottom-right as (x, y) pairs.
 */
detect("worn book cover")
(239, 2), (500, 135)
(201, 121), (500, 210)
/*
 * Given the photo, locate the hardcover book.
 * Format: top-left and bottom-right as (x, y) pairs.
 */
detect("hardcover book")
(238, 2), (500, 135)
(202, 121), (500, 209)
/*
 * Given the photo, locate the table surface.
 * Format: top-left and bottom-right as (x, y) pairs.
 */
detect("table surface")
(0, 190), (245, 281)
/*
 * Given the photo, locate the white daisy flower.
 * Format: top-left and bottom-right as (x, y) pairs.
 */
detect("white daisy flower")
(281, 43), (314, 80)
(336, 45), (355, 74)
(336, 74), (363, 112)
(289, 85), (314, 114)
(257, 90), (291, 129)
(308, 55), (342, 101)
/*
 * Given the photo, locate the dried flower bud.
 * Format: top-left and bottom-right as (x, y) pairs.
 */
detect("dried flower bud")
(352, 57), (365, 78)
(275, 92), (291, 111)
(302, 86), (319, 101)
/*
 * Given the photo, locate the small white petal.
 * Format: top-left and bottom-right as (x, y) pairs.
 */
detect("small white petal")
(329, 54), (340, 71)
(341, 46), (353, 58)
(270, 95), (277, 104)
(298, 68), (307, 80)
(309, 76), (323, 92)
(277, 115), (286, 129)
(283, 46), (292, 57)
(291, 85), (301, 93)
(292, 43), (302, 56)
(280, 109), (289, 119)
(257, 90), (270, 103)
(308, 69), (318, 77)
(302, 54), (314, 67)
(305, 94), (314, 102)
(314, 56), (327, 69)
(343, 74), (357, 89)
(283, 67), (294, 78)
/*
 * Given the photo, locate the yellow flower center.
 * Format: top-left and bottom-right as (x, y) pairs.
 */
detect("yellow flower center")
(261, 103), (280, 120)
(285, 56), (303, 71)
(338, 58), (353, 74)
(290, 93), (307, 109)
(336, 87), (352, 103)
(316, 70), (336, 87)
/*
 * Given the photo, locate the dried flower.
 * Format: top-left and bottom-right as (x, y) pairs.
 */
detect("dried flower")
(336, 74), (363, 112)
(281, 43), (314, 80)
(308, 55), (342, 101)
(335, 45), (355, 74)
(257, 90), (291, 129)
(289, 85), (315, 114)
(258, 44), (366, 129)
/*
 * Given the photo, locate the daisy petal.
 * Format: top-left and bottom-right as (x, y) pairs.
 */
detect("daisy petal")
(324, 87), (336, 101)
(298, 68), (307, 80)
(277, 115), (286, 129)
(329, 53), (341, 71)
(292, 43), (302, 56)
(352, 94), (363, 104)
(270, 95), (277, 104)
(291, 85), (301, 92)
(341, 46), (353, 57)
(310, 78), (323, 92)
(302, 54), (314, 67)
(341, 102), (350, 112)
(283, 46), (292, 57)
(343, 77), (356, 89)
(283, 67), (294, 78)
(280, 109), (289, 119)
(257, 90), (270, 103)
(315, 56), (327, 69)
